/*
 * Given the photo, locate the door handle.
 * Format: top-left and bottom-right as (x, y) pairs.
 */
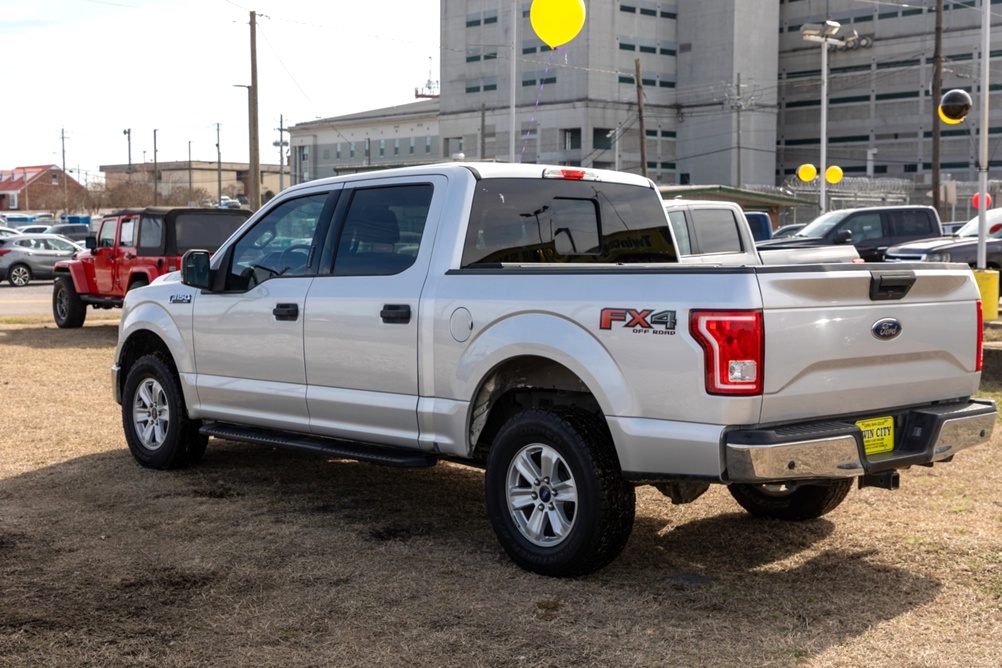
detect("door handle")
(380, 304), (411, 324)
(273, 303), (299, 321)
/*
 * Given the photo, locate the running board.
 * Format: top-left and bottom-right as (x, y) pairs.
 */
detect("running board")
(199, 423), (438, 468)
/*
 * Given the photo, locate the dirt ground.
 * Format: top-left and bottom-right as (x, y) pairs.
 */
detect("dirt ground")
(1, 319), (1000, 667)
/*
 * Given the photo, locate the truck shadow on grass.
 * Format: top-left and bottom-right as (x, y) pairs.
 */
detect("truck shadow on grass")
(0, 439), (942, 666)
(0, 322), (120, 351)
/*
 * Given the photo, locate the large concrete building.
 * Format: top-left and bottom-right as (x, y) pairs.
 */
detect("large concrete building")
(290, 0), (1000, 215)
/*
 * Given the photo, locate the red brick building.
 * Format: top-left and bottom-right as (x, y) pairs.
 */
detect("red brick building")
(0, 165), (88, 213)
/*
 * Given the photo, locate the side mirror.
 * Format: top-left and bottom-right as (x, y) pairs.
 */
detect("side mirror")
(85, 236), (97, 250)
(181, 249), (212, 290)
(834, 229), (853, 244)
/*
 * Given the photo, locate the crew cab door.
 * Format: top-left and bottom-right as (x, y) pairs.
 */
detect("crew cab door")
(303, 178), (440, 448)
(192, 189), (340, 431)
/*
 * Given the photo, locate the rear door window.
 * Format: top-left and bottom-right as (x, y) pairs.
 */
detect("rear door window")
(691, 208), (744, 254)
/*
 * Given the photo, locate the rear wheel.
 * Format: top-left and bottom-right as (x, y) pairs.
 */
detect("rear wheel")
(728, 479), (853, 521)
(53, 276), (87, 328)
(122, 354), (207, 470)
(7, 263), (31, 286)
(484, 407), (635, 577)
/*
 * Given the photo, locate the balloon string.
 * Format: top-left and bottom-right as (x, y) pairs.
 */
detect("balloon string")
(519, 48), (566, 163)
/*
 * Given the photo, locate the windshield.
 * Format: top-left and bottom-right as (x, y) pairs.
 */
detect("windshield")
(954, 210), (1002, 238)
(793, 210), (851, 238)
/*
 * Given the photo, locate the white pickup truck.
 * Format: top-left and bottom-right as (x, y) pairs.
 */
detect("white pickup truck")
(113, 163), (995, 577)
(663, 198), (860, 266)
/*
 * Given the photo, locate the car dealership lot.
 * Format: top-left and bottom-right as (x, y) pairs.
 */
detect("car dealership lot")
(0, 320), (1000, 667)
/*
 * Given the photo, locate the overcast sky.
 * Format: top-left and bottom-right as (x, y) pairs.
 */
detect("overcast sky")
(1, 0), (440, 185)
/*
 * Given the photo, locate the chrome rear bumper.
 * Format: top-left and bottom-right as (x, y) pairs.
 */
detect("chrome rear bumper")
(725, 399), (996, 483)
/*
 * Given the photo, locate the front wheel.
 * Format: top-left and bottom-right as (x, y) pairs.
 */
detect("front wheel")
(7, 263), (31, 286)
(484, 407), (635, 577)
(122, 354), (207, 470)
(728, 479), (853, 521)
(53, 276), (87, 328)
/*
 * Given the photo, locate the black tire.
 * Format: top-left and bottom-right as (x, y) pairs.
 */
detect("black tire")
(128, 277), (149, 291)
(485, 407), (635, 577)
(728, 479), (853, 521)
(53, 276), (87, 328)
(122, 354), (207, 470)
(7, 263), (31, 287)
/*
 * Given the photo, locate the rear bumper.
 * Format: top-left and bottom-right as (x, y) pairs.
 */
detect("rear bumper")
(724, 399), (996, 483)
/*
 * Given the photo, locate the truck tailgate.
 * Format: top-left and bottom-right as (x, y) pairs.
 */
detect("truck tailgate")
(757, 265), (981, 424)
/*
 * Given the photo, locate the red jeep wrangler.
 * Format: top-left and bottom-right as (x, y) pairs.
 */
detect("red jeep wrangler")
(52, 207), (250, 328)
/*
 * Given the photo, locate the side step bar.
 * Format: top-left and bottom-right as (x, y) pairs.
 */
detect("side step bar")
(199, 423), (438, 468)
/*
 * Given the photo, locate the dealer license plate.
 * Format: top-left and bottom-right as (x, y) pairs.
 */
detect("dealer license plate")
(856, 416), (895, 455)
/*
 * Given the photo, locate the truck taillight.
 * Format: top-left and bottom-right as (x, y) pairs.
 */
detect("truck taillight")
(976, 300), (984, 372)
(690, 310), (764, 395)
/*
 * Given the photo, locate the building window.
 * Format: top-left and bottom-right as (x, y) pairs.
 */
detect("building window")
(51, 173), (59, 185)
(483, 10), (498, 24)
(620, 42), (636, 52)
(619, 75), (635, 84)
(350, 143), (355, 158)
(621, 4), (636, 13)
(394, 138), (400, 156)
(425, 136), (432, 154)
(336, 143), (341, 159)
(379, 139), (385, 157)
(409, 137), (415, 155)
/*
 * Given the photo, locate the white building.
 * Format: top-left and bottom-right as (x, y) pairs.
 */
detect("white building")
(290, 0), (1000, 213)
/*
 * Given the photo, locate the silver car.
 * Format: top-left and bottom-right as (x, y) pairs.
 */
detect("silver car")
(0, 234), (83, 286)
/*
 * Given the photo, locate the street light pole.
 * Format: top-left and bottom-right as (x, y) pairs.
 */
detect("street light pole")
(802, 21), (857, 214)
(123, 128), (132, 181)
(153, 129), (159, 206)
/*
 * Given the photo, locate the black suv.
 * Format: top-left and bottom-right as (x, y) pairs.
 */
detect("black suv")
(756, 205), (942, 262)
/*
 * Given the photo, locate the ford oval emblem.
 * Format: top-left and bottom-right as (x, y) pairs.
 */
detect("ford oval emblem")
(871, 318), (902, 340)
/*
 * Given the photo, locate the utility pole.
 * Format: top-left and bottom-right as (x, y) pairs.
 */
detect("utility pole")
(932, 0), (944, 216)
(153, 129), (159, 206)
(248, 10), (261, 211)
(60, 127), (68, 216)
(509, 0), (517, 162)
(726, 74), (755, 188)
(123, 128), (132, 181)
(273, 114), (289, 192)
(188, 140), (193, 194)
(216, 122), (222, 204)
(635, 59), (648, 178)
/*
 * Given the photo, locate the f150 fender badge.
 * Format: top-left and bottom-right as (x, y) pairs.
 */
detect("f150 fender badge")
(871, 318), (902, 340)
(169, 294), (192, 304)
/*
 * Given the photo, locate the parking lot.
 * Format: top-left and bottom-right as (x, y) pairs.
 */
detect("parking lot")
(1, 311), (1000, 666)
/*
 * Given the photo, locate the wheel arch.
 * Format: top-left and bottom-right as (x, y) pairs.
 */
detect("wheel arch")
(116, 304), (197, 413)
(457, 315), (634, 465)
(53, 260), (91, 294)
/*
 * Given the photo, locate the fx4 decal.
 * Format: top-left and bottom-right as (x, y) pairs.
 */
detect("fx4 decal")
(600, 308), (677, 335)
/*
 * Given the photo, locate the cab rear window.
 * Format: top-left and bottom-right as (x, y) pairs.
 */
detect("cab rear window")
(462, 179), (675, 266)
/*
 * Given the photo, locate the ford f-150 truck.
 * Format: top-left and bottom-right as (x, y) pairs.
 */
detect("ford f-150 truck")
(112, 163), (995, 577)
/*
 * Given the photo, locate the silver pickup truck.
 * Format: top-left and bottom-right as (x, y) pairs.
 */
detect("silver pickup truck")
(112, 163), (995, 577)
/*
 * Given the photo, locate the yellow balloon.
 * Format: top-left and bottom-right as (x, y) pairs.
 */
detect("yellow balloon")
(530, 0), (587, 49)
(797, 164), (818, 182)
(825, 165), (844, 184)
(938, 106), (964, 125)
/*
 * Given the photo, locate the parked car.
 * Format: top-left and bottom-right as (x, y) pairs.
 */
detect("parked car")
(0, 227), (20, 237)
(0, 234), (83, 286)
(756, 205), (943, 262)
(771, 223), (806, 239)
(44, 223), (90, 242)
(52, 207), (251, 327)
(884, 208), (1002, 267)
(16, 224), (50, 234)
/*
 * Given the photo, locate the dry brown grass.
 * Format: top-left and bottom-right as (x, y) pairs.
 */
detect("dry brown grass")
(1, 319), (1000, 667)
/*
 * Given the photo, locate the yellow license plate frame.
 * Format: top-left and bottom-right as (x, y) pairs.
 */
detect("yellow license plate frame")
(856, 416), (895, 455)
